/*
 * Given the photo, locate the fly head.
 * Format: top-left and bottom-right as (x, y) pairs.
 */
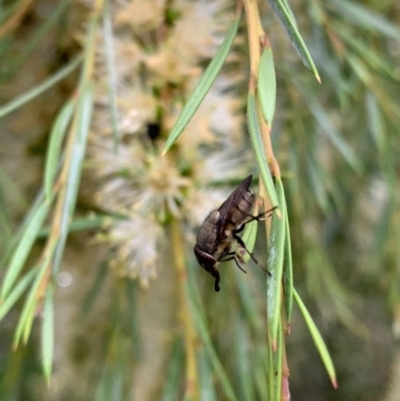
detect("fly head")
(193, 245), (221, 292)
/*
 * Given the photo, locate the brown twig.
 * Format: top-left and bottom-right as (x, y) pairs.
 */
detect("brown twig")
(0, 0), (36, 39)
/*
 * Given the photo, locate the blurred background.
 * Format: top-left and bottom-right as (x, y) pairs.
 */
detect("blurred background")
(0, 0), (399, 400)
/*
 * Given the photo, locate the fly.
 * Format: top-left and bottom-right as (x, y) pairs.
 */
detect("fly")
(194, 175), (275, 292)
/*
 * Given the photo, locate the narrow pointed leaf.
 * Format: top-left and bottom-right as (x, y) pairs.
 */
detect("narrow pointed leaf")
(161, 11), (242, 155)
(247, 94), (279, 209)
(282, 191), (293, 323)
(0, 267), (38, 321)
(293, 288), (338, 388)
(240, 219), (257, 263)
(14, 241), (57, 347)
(254, 349), (269, 399)
(365, 91), (385, 155)
(272, 320), (283, 401)
(0, 190), (45, 271)
(44, 100), (75, 200)
(52, 85), (94, 276)
(266, 179), (286, 349)
(234, 320), (254, 401)
(295, 81), (363, 174)
(13, 262), (48, 347)
(257, 47), (276, 125)
(198, 349), (218, 401)
(266, 0), (320, 81)
(38, 214), (108, 238)
(0, 55), (82, 118)
(234, 266), (261, 331)
(1, 199), (50, 300)
(329, 0), (400, 40)
(161, 341), (184, 401)
(42, 285), (54, 382)
(186, 276), (238, 401)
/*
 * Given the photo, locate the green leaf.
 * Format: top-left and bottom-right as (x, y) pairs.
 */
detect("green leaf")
(198, 348), (218, 401)
(293, 288), (338, 389)
(329, 0), (400, 40)
(240, 220), (258, 263)
(265, 0), (320, 81)
(282, 191), (293, 323)
(0, 190), (45, 271)
(52, 85), (94, 276)
(247, 94), (279, 209)
(42, 285), (54, 382)
(233, 319), (254, 401)
(307, 155), (329, 213)
(257, 47), (276, 125)
(161, 11), (242, 155)
(161, 340), (184, 401)
(38, 214), (109, 238)
(266, 179), (286, 349)
(295, 81), (363, 174)
(0, 55), (82, 118)
(44, 100), (76, 201)
(234, 266), (262, 331)
(254, 349), (269, 400)
(336, 27), (396, 79)
(13, 241), (57, 347)
(0, 267), (38, 321)
(365, 91), (385, 156)
(186, 274), (238, 401)
(1, 198), (50, 300)
(272, 320), (283, 401)
(13, 262), (48, 347)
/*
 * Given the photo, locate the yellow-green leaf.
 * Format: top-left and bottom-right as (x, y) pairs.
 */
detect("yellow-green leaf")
(161, 10), (242, 155)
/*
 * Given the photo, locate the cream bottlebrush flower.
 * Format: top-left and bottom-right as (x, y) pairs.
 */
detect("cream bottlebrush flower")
(114, 0), (166, 33)
(85, 0), (248, 286)
(106, 216), (164, 287)
(145, 0), (233, 85)
(92, 84), (157, 137)
(173, 76), (246, 157)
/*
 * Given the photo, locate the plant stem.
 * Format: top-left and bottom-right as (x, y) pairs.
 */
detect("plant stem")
(171, 219), (200, 401)
(243, 0), (264, 94)
(243, 0), (281, 177)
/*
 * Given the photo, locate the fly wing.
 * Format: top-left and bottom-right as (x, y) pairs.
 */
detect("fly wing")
(218, 175), (253, 221)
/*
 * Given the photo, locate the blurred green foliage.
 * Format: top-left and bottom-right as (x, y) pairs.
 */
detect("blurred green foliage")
(0, 0), (399, 400)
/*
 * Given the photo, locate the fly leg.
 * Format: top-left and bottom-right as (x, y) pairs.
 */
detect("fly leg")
(233, 233), (271, 276)
(220, 252), (247, 273)
(234, 206), (277, 234)
(240, 206), (277, 225)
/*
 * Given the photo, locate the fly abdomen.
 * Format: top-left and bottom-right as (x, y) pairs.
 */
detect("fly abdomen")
(226, 190), (255, 229)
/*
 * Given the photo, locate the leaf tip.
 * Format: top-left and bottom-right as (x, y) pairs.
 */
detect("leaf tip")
(316, 73), (322, 84)
(332, 378), (338, 389)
